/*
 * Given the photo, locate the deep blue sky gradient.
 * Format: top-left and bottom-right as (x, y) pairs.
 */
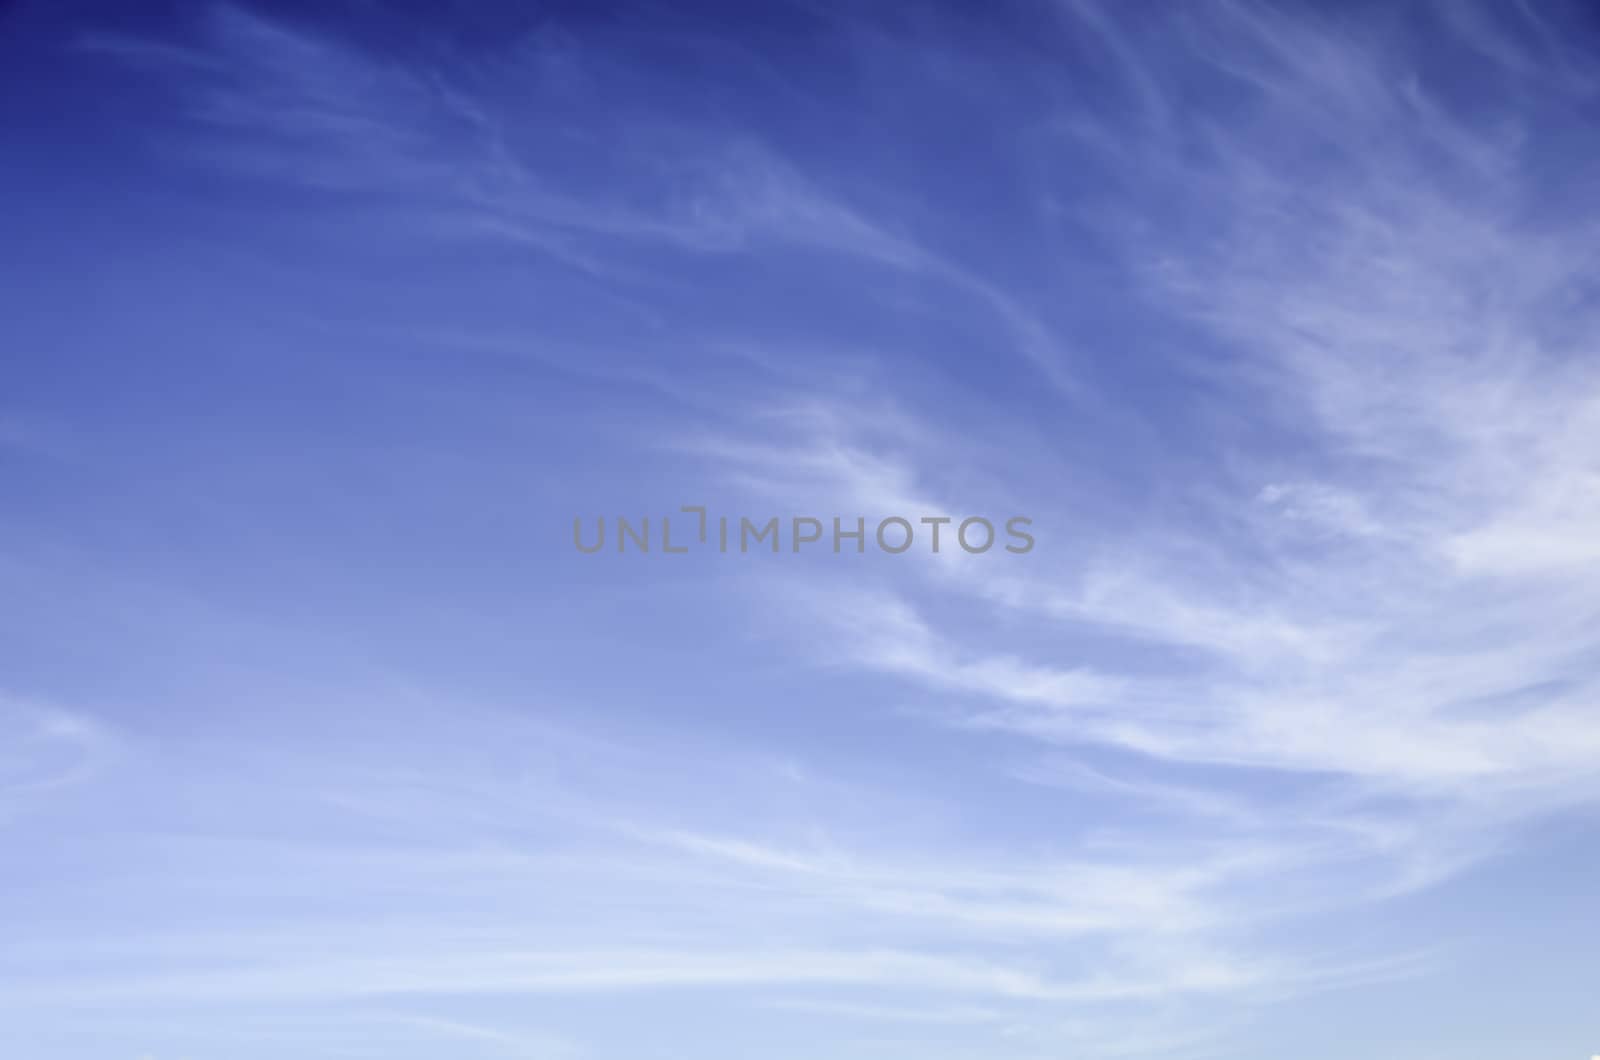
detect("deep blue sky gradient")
(4, 2), (1600, 1058)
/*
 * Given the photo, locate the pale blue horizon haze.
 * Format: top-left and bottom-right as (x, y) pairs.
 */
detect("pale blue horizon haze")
(3, 1), (1600, 1058)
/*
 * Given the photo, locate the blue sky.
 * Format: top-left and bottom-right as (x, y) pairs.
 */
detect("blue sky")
(4, 1), (1600, 1057)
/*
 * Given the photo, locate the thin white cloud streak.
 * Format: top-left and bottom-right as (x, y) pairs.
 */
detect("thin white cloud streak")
(7, 945), (1275, 1007)
(762, 998), (1005, 1025)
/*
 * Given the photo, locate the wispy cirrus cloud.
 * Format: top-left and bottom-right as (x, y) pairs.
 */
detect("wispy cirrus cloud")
(0, 700), (116, 809)
(8, 1), (1600, 1057)
(671, 0), (1600, 1031)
